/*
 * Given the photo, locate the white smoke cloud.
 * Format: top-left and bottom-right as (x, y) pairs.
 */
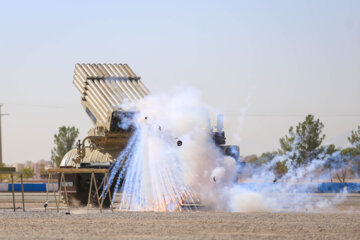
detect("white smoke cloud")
(228, 187), (277, 212)
(108, 87), (349, 212)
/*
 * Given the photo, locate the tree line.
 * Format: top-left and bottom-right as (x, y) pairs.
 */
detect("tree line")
(248, 115), (360, 182)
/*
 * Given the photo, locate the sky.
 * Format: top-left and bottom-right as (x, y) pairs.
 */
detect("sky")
(0, 0), (359, 164)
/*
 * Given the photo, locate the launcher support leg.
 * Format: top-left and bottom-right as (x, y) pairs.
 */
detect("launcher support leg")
(46, 172), (50, 212)
(100, 173), (113, 212)
(11, 173), (15, 212)
(100, 176), (106, 212)
(49, 173), (59, 213)
(57, 175), (62, 212)
(91, 172), (101, 212)
(87, 172), (94, 212)
(20, 174), (25, 212)
(61, 173), (70, 211)
(46, 173), (50, 202)
(107, 174), (114, 212)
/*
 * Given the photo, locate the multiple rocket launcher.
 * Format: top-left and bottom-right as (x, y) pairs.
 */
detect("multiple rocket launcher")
(59, 64), (239, 205)
(62, 63), (239, 167)
(61, 64), (151, 167)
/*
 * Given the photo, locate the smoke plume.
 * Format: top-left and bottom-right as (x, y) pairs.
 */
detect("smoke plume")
(107, 88), (349, 212)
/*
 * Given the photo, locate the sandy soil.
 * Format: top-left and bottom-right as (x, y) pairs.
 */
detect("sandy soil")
(0, 193), (360, 240)
(0, 211), (360, 240)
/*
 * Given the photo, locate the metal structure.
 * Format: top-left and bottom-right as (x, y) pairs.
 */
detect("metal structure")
(0, 167), (25, 212)
(46, 168), (112, 213)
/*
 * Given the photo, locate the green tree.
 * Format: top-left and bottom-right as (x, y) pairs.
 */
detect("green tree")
(274, 160), (288, 178)
(279, 114), (325, 166)
(341, 147), (358, 157)
(322, 127), (360, 183)
(296, 115), (325, 153)
(21, 167), (35, 179)
(321, 144), (341, 182)
(39, 163), (46, 175)
(279, 127), (295, 154)
(322, 144), (338, 155)
(255, 152), (277, 166)
(342, 126), (360, 179)
(0, 162), (7, 181)
(51, 126), (79, 167)
(348, 125), (360, 147)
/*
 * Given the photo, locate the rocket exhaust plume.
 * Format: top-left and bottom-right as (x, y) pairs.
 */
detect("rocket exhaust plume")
(105, 89), (217, 211)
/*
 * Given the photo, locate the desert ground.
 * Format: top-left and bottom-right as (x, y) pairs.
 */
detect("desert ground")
(0, 193), (360, 240)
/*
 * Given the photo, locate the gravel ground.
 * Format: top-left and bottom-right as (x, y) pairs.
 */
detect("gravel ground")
(0, 193), (360, 240)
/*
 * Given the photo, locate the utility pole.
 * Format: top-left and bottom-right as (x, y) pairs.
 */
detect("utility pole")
(0, 104), (9, 165)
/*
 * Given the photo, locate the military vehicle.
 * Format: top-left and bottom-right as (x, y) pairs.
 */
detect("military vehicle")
(60, 63), (239, 205)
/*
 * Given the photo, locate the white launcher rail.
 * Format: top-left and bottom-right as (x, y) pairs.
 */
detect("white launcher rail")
(73, 63), (150, 125)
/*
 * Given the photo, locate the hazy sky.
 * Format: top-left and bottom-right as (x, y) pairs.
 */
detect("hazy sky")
(0, 0), (359, 164)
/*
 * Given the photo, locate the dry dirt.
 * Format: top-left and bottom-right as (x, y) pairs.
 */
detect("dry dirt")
(1, 211), (360, 240)
(0, 193), (360, 240)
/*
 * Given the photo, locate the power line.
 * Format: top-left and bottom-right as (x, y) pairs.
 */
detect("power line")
(221, 112), (360, 117)
(2, 102), (360, 116)
(2, 102), (78, 109)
